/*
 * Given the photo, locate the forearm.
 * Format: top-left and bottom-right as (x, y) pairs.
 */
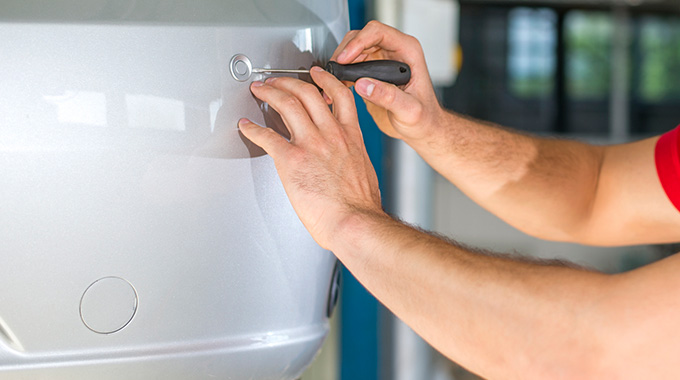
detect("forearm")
(333, 211), (616, 379)
(407, 110), (605, 242)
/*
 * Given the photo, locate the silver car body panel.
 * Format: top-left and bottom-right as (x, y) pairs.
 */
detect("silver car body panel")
(0, 1), (347, 378)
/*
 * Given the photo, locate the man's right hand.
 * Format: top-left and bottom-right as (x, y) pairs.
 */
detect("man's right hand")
(332, 21), (446, 143)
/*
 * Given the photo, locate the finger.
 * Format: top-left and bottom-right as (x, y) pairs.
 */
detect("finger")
(323, 91), (332, 105)
(238, 118), (291, 158)
(310, 66), (358, 126)
(352, 52), (371, 64)
(354, 78), (422, 126)
(249, 80), (317, 140)
(335, 20), (419, 65)
(331, 30), (359, 61)
(263, 76), (338, 130)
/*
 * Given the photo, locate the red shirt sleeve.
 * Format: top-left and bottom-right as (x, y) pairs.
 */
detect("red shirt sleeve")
(655, 125), (680, 212)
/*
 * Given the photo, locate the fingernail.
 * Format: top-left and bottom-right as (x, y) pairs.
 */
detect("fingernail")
(311, 66), (324, 73)
(265, 77), (277, 84)
(355, 79), (375, 97)
(239, 118), (262, 128)
(337, 50), (349, 62)
(251, 81), (264, 88)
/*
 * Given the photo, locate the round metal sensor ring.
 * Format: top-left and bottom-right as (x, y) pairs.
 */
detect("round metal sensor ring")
(230, 54), (253, 82)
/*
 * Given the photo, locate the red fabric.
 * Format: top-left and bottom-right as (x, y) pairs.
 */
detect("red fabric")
(655, 126), (680, 212)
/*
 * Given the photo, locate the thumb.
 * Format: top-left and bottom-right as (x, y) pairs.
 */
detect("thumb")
(354, 78), (422, 126)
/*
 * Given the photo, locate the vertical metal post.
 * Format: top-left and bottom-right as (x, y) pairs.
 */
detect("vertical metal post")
(375, 0), (401, 26)
(390, 140), (435, 380)
(374, 1), (452, 379)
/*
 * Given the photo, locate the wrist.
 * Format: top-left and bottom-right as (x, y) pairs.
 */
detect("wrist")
(328, 207), (392, 260)
(404, 105), (456, 151)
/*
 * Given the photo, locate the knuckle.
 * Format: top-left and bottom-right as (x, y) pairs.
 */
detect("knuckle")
(280, 94), (302, 109)
(298, 81), (318, 94)
(268, 76), (290, 87)
(326, 124), (344, 141)
(340, 85), (354, 97)
(316, 143), (333, 159)
(414, 102), (424, 119)
(406, 35), (421, 48)
(381, 85), (397, 107)
(325, 124), (352, 147)
(409, 102), (424, 121)
(289, 146), (306, 163)
(346, 30), (360, 39)
(334, 85), (354, 101)
(366, 20), (383, 30)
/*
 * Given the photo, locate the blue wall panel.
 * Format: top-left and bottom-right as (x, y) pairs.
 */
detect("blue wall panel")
(340, 1), (384, 380)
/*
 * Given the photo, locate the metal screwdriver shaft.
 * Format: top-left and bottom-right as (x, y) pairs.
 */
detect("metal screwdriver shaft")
(253, 68), (310, 74)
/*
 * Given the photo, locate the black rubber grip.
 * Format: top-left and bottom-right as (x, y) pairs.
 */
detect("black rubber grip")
(325, 60), (411, 86)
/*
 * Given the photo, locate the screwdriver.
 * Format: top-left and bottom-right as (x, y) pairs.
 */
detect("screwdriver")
(253, 60), (412, 86)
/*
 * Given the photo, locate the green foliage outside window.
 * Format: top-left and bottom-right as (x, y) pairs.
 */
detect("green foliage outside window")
(640, 17), (680, 102)
(507, 9), (680, 105)
(565, 12), (613, 100)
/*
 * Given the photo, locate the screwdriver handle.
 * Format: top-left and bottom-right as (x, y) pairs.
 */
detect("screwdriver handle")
(325, 60), (411, 86)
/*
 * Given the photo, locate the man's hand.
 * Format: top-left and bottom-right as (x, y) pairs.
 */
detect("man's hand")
(238, 67), (384, 250)
(332, 20), (445, 143)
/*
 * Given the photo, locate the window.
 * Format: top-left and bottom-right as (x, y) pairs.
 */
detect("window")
(446, 4), (680, 137)
(565, 11), (613, 99)
(507, 8), (557, 98)
(639, 16), (680, 102)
